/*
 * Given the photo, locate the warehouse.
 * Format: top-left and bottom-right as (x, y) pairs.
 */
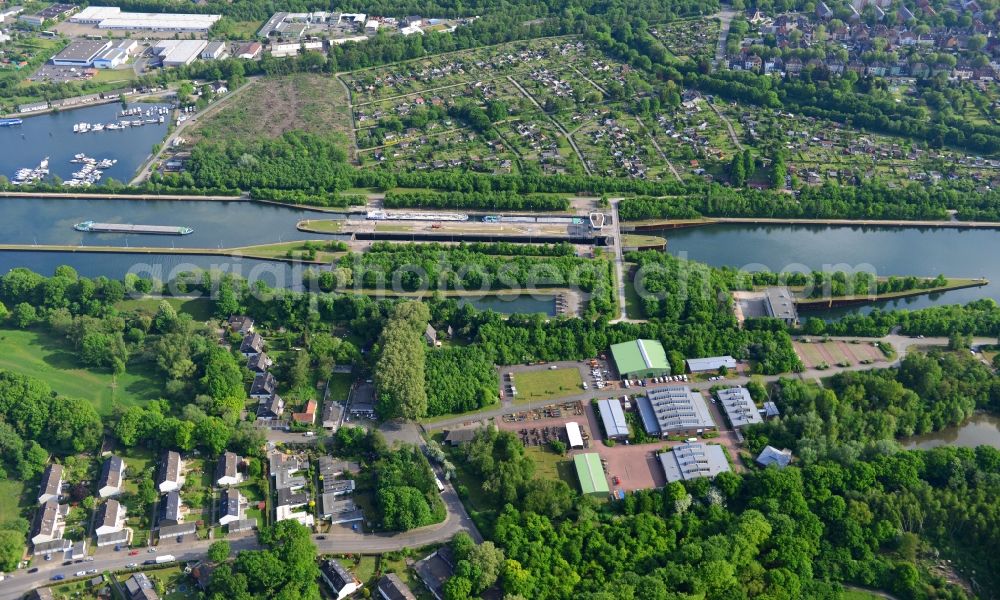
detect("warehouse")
(92, 39), (138, 69)
(596, 398), (629, 439)
(659, 443), (730, 483)
(153, 40), (208, 67)
(51, 40), (112, 67)
(574, 453), (609, 497)
(685, 355), (737, 373)
(610, 339), (671, 379)
(565, 422), (584, 449)
(71, 6), (220, 32)
(716, 386), (762, 428)
(201, 41), (229, 60)
(637, 386), (716, 437)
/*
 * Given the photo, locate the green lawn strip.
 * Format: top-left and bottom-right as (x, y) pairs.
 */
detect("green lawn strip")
(0, 327), (163, 415)
(512, 368), (583, 403)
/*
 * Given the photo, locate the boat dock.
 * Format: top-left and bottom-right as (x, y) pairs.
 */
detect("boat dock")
(74, 221), (194, 235)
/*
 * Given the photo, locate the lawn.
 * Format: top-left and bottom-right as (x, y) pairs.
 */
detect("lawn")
(117, 297), (214, 321)
(513, 368), (583, 403)
(0, 479), (26, 524)
(0, 328), (163, 415)
(327, 373), (353, 403)
(297, 219), (344, 233)
(525, 447), (572, 483)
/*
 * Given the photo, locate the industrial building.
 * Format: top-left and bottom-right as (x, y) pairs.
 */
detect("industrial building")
(51, 39), (112, 67)
(71, 6), (220, 32)
(685, 355), (737, 373)
(596, 398), (629, 439)
(610, 339), (671, 379)
(20, 3), (76, 26)
(637, 386), (716, 437)
(574, 453), (610, 497)
(756, 446), (793, 468)
(93, 39), (138, 69)
(764, 286), (799, 326)
(659, 443), (730, 483)
(716, 386), (763, 428)
(153, 40), (208, 67)
(201, 41), (229, 60)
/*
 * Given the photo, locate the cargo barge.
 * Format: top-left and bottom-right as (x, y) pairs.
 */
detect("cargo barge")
(74, 221), (194, 235)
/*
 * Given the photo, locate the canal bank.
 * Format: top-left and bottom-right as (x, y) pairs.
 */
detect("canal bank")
(660, 223), (1000, 317)
(623, 216), (1000, 231)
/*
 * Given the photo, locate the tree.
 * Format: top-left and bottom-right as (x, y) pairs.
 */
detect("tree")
(208, 540), (232, 563)
(12, 302), (36, 328)
(195, 416), (232, 455)
(0, 530), (23, 572)
(47, 396), (102, 453)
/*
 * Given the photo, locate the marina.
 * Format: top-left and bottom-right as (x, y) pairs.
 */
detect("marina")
(0, 102), (171, 183)
(72, 106), (168, 133)
(74, 221), (194, 235)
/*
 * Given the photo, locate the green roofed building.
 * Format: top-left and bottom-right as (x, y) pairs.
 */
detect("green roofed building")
(574, 453), (610, 497)
(610, 339), (671, 379)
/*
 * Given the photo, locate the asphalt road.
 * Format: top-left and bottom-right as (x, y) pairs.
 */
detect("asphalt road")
(0, 536), (260, 600)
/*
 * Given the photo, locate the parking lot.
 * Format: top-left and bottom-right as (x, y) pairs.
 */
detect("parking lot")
(29, 64), (95, 83)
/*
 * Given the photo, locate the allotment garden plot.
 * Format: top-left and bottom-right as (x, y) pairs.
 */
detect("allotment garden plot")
(650, 17), (721, 63)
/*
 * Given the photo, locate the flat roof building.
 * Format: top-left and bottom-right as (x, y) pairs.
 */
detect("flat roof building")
(764, 286), (798, 326)
(72, 6), (220, 32)
(153, 40), (208, 67)
(573, 453), (609, 497)
(596, 398), (629, 439)
(659, 443), (730, 483)
(610, 339), (671, 379)
(716, 387), (762, 428)
(51, 40), (112, 66)
(637, 386), (716, 436)
(685, 355), (737, 373)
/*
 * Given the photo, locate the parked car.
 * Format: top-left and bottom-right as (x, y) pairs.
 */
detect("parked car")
(51, 574), (65, 581)
(126, 563), (138, 569)
(128, 550), (140, 556)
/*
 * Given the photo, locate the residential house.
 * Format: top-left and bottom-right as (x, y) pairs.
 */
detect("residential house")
(240, 332), (265, 357)
(30, 501), (67, 549)
(124, 573), (159, 600)
(215, 452), (243, 487)
(424, 324), (439, 346)
(321, 559), (362, 600)
(376, 573), (417, 600)
(250, 373), (277, 400)
(227, 315), (254, 335)
(247, 352), (272, 373)
(257, 394), (285, 420)
(38, 464), (63, 505)
(159, 490), (183, 527)
(97, 455), (126, 498)
(321, 401), (343, 430)
(95, 499), (131, 547)
(292, 400), (317, 425)
(158, 451), (183, 493)
(218, 488), (245, 526)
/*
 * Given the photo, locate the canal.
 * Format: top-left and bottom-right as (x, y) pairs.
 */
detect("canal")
(660, 223), (1000, 317)
(0, 197), (342, 248)
(901, 414), (1000, 450)
(1, 102), (171, 183)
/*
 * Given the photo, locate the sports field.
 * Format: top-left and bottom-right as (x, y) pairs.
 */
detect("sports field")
(0, 328), (163, 415)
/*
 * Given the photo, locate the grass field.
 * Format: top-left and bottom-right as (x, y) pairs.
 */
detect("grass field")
(0, 328), (163, 415)
(327, 373), (353, 403)
(187, 73), (354, 149)
(513, 368), (583, 403)
(525, 447), (572, 483)
(0, 479), (26, 524)
(118, 297), (214, 321)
